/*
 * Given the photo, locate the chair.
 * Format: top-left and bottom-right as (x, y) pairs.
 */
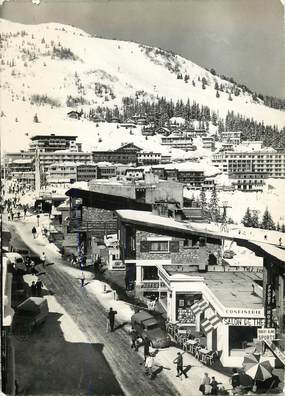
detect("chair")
(182, 339), (189, 352)
(207, 351), (218, 366)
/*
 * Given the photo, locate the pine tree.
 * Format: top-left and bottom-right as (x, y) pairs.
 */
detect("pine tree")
(251, 211), (259, 228)
(216, 90), (220, 98)
(282, 224), (285, 233)
(209, 186), (220, 222)
(261, 208), (275, 230)
(242, 208), (252, 227)
(33, 113), (39, 123)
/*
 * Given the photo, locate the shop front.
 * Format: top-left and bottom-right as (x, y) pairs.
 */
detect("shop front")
(157, 265), (267, 367)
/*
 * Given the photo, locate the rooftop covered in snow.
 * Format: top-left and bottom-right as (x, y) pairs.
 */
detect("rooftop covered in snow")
(116, 209), (285, 266)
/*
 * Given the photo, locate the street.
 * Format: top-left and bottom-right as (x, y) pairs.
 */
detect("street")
(7, 218), (179, 396)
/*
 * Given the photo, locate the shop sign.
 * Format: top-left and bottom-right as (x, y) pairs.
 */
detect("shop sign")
(223, 317), (265, 327)
(224, 308), (264, 318)
(265, 284), (274, 328)
(257, 328), (275, 342)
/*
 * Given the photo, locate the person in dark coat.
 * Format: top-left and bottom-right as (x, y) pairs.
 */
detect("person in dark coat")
(231, 368), (240, 391)
(173, 352), (188, 379)
(130, 329), (139, 351)
(210, 377), (219, 395)
(108, 308), (117, 332)
(31, 281), (37, 297)
(32, 226), (37, 239)
(144, 336), (151, 361)
(36, 280), (43, 297)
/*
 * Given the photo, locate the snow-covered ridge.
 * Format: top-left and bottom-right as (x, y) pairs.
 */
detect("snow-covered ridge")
(0, 18), (284, 127)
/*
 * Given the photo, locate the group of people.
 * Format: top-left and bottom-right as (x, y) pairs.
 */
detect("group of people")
(30, 280), (43, 297)
(199, 372), (221, 395)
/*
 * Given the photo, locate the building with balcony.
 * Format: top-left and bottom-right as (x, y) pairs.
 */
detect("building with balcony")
(229, 172), (268, 191)
(137, 152), (162, 166)
(46, 162), (77, 184)
(220, 131), (242, 146)
(161, 133), (195, 151)
(92, 143), (142, 165)
(202, 136), (216, 151)
(212, 149), (285, 178)
(76, 164), (98, 182)
(29, 134), (81, 152)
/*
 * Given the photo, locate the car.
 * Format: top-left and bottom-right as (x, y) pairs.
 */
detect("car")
(13, 297), (49, 334)
(131, 311), (171, 348)
(4, 252), (27, 273)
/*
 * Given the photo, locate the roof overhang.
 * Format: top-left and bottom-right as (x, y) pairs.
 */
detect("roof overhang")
(66, 188), (152, 212)
(116, 210), (285, 267)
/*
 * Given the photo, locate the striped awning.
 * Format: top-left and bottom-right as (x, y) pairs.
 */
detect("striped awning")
(201, 314), (221, 334)
(190, 299), (209, 315)
(209, 314), (220, 329)
(201, 318), (214, 334)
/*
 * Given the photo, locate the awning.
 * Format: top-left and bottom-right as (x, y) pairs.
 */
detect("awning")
(190, 299), (209, 315)
(209, 314), (220, 329)
(201, 314), (221, 334)
(201, 318), (214, 334)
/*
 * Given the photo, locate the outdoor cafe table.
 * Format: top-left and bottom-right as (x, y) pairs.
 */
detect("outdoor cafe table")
(199, 348), (211, 363)
(186, 339), (198, 353)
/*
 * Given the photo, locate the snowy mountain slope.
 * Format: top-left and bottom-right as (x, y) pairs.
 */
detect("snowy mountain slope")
(0, 18), (284, 154)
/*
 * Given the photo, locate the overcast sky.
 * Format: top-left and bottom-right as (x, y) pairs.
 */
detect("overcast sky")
(1, 0), (284, 98)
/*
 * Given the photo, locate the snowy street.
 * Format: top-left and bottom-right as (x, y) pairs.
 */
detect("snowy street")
(5, 214), (231, 395)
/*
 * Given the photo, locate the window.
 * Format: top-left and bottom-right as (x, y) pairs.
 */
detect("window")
(150, 241), (169, 252)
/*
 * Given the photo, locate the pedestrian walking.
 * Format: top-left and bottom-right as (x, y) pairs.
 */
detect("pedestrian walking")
(31, 281), (37, 297)
(231, 368), (240, 394)
(210, 377), (219, 395)
(32, 226), (37, 239)
(279, 237), (282, 247)
(145, 353), (155, 377)
(11, 211), (14, 221)
(24, 207), (27, 218)
(17, 211), (20, 220)
(80, 272), (85, 288)
(35, 280), (43, 297)
(264, 234), (267, 241)
(108, 307), (117, 332)
(143, 336), (151, 361)
(40, 252), (46, 267)
(173, 352), (188, 379)
(130, 329), (139, 351)
(199, 373), (211, 395)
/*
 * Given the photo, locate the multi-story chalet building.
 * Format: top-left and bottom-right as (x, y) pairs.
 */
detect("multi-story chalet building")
(202, 136), (216, 151)
(137, 152), (162, 166)
(76, 164), (98, 182)
(161, 133), (195, 151)
(229, 172), (268, 191)
(46, 162), (77, 184)
(220, 131), (242, 146)
(92, 143), (142, 165)
(29, 134), (82, 152)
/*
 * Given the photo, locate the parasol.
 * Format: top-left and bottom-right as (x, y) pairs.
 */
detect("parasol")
(242, 353), (273, 381)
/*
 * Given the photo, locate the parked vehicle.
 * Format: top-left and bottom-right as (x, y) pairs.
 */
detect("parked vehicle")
(13, 297), (49, 333)
(131, 311), (171, 348)
(4, 252), (27, 273)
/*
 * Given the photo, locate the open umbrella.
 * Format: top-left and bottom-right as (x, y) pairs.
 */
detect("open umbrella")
(243, 353), (273, 381)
